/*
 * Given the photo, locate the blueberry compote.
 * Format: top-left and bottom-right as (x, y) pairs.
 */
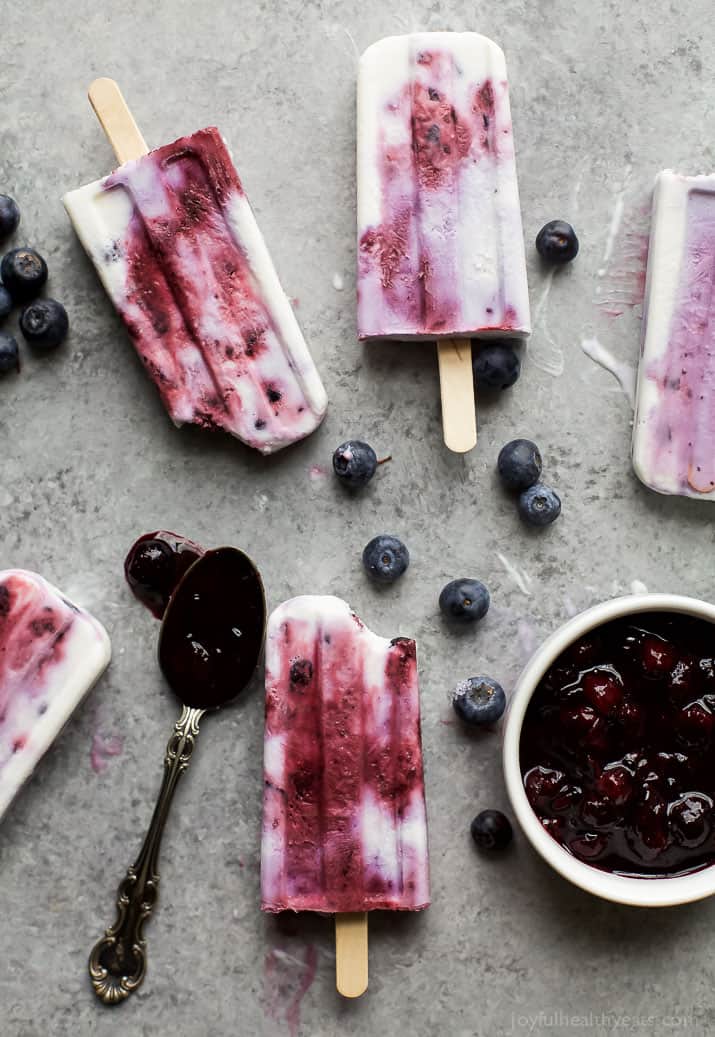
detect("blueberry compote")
(159, 547), (265, 710)
(124, 531), (204, 618)
(520, 612), (715, 877)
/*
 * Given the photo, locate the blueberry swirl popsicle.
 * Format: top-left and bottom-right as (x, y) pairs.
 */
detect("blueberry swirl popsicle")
(261, 595), (429, 997)
(63, 80), (327, 455)
(357, 33), (531, 451)
(0, 569), (111, 822)
(633, 171), (715, 498)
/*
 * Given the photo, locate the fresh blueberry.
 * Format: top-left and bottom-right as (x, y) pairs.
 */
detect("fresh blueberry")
(0, 196), (20, 240)
(439, 578), (490, 623)
(452, 676), (506, 726)
(535, 220), (579, 264)
(470, 810), (513, 851)
(19, 299), (68, 350)
(517, 483), (561, 526)
(1, 248), (48, 301)
(497, 439), (542, 491)
(0, 332), (19, 374)
(0, 284), (12, 319)
(362, 535), (409, 583)
(332, 440), (377, 488)
(473, 343), (521, 389)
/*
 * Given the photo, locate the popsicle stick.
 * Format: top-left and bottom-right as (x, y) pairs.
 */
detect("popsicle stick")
(436, 339), (477, 453)
(88, 78), (149, 164)
(335, 913), (368, 998)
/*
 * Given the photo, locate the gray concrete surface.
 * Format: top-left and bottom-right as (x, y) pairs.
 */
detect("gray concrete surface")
(0, 1), (713, 1034)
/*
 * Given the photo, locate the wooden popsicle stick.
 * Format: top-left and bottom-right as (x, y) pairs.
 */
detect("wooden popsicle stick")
(88, 78), (149, 164)
(335, 913), (368, 998)
(437, 339), (477, 453)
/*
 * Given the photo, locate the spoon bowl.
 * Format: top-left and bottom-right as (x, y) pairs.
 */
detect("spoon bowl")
(159, 546), (265, 709)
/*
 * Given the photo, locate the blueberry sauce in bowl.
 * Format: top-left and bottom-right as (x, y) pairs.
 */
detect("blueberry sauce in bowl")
(519, 612), (715, 878)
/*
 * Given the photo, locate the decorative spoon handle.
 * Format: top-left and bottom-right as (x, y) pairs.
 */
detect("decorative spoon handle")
(88, 705), (205, 1004)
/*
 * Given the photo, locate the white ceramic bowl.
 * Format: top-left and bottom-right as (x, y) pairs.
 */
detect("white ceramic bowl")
(503, 594), (715, 906)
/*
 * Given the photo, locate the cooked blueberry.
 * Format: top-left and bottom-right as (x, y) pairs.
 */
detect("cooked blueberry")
(668, 655), (698, 702)
(517, 483), (561, 526)
(19, 299), (68, 350)
(700, 658), (715, 690)
(0, 195), (20, 240)
(472, 343), (520, 389)
(618, 698), (646, 739)
(669, 792), (713, 848)
(551, 784), (582, 812)
(640, 635), (678, 677)
(559, 702), (598, 738)
(632, 789), (670, 858)
(362, 534), (409, 584)
(452, 675), (506, 726)
(567, 634), (601, 667)
(332, 440), (378, 488)
(581, 795), (619, 829)
(541, 816), (565, 839)
(675, 702), (714, 749)
(497, 439), (542, 490)
(524, 765), (566, 809)
(582, 714), (609, 752)
(125, 538), (175, 616)
(470, 809), (513, 850)
(0, 248), (48, 301)
(595, 765), (633, 806)
(0, 332), (19, 374)
(582, 670), (623, 714)
(0, 284), (12, 319)
(568, 832), (608, 860)
(535, 220), (579, 264)
(439, 578), (490, 624)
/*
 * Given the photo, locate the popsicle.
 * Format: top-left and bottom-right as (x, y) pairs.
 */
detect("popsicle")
(261, 595), (429, 997)
(63, 79), (327, 455)
(357, 32), (531, 452)
(632, 171), (715, 499)
(0, 569), (111, 822)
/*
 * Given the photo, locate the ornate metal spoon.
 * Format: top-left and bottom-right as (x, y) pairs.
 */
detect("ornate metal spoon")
(88, 546), (265, 1004)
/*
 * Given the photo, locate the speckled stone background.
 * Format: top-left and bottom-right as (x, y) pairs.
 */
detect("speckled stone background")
(0, 1), (713, 1035)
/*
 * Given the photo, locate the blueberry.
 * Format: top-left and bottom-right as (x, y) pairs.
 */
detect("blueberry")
(0, 196), (20, 240)
(0, 284), (12, 319)
(473, 343), (520, 389)
(332, 440), (377, 488)
(439, 578), (490, 623)
(452, 676), (506, 726)
(517, 483), (561, 526)
(669, 792), (713, 848)
(470, 810), (513, 850)
(20, 299), (68, 350)
(1, 248), (48, 301)
(535, 220), (579, 264)
(362, 535), (409, 583)
(497, 439), (542, 490)
(0, 332), (19, 374)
